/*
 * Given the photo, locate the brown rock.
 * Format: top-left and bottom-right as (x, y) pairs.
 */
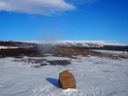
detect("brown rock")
(58, 70), (76, 89)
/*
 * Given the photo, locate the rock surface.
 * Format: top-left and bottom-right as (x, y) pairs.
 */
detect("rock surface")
(58, 70), (76, 89)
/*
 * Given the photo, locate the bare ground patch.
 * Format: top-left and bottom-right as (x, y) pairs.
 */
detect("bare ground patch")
(0, 41), (128, 60)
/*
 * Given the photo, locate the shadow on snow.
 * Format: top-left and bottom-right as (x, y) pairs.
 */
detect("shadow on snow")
(46, 78), (59, 88)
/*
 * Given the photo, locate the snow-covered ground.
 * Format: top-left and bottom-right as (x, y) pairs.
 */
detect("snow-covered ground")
(93, 50), (128, 57)
(0, 46), (18, 49)
(0, 52), (128, 96)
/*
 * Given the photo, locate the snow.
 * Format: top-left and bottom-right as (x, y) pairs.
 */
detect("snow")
(0, 54), (128, 96)
(93, 50), (128, 58)
(1, 40), (127, 50)
(93, 50), (125, 54)
(19, 40), (128, 47)
(0, 46), (18, 49)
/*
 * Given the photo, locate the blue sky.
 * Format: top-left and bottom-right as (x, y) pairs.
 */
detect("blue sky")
(0, 0), (128, 43)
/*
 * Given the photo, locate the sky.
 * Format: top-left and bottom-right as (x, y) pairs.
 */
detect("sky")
(0, 0), (128, 43)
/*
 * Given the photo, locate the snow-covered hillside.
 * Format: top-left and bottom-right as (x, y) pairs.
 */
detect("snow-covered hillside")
(23, 40), (128, 47)
(0, 52), (128, 96)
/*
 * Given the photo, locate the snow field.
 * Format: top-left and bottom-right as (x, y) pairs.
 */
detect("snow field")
(0, 54), (128, 96)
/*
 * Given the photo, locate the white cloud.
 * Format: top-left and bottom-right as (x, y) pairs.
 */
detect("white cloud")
(0, 0), (75, 15)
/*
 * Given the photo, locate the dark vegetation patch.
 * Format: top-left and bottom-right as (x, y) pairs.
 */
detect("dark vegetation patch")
(13, 58), (71, 67)
(0, 41), (36, 47)
(90, 45), (128, 51)
(0, 47), (39, 57)
(47, 60), (70, 66)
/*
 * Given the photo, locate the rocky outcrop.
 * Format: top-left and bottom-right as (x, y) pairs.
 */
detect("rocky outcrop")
(58, 70), (76, 89)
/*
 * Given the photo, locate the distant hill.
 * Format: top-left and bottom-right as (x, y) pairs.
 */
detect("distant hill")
(0, 40), (127, 51)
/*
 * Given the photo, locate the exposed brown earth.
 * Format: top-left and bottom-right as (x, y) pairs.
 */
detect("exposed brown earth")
(1, 41), (127, 67)
(0, 47), (39, 57)
(0, 41), (127, 59)
(0, 46), (113, 58)
(0, 41), (36, 47)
